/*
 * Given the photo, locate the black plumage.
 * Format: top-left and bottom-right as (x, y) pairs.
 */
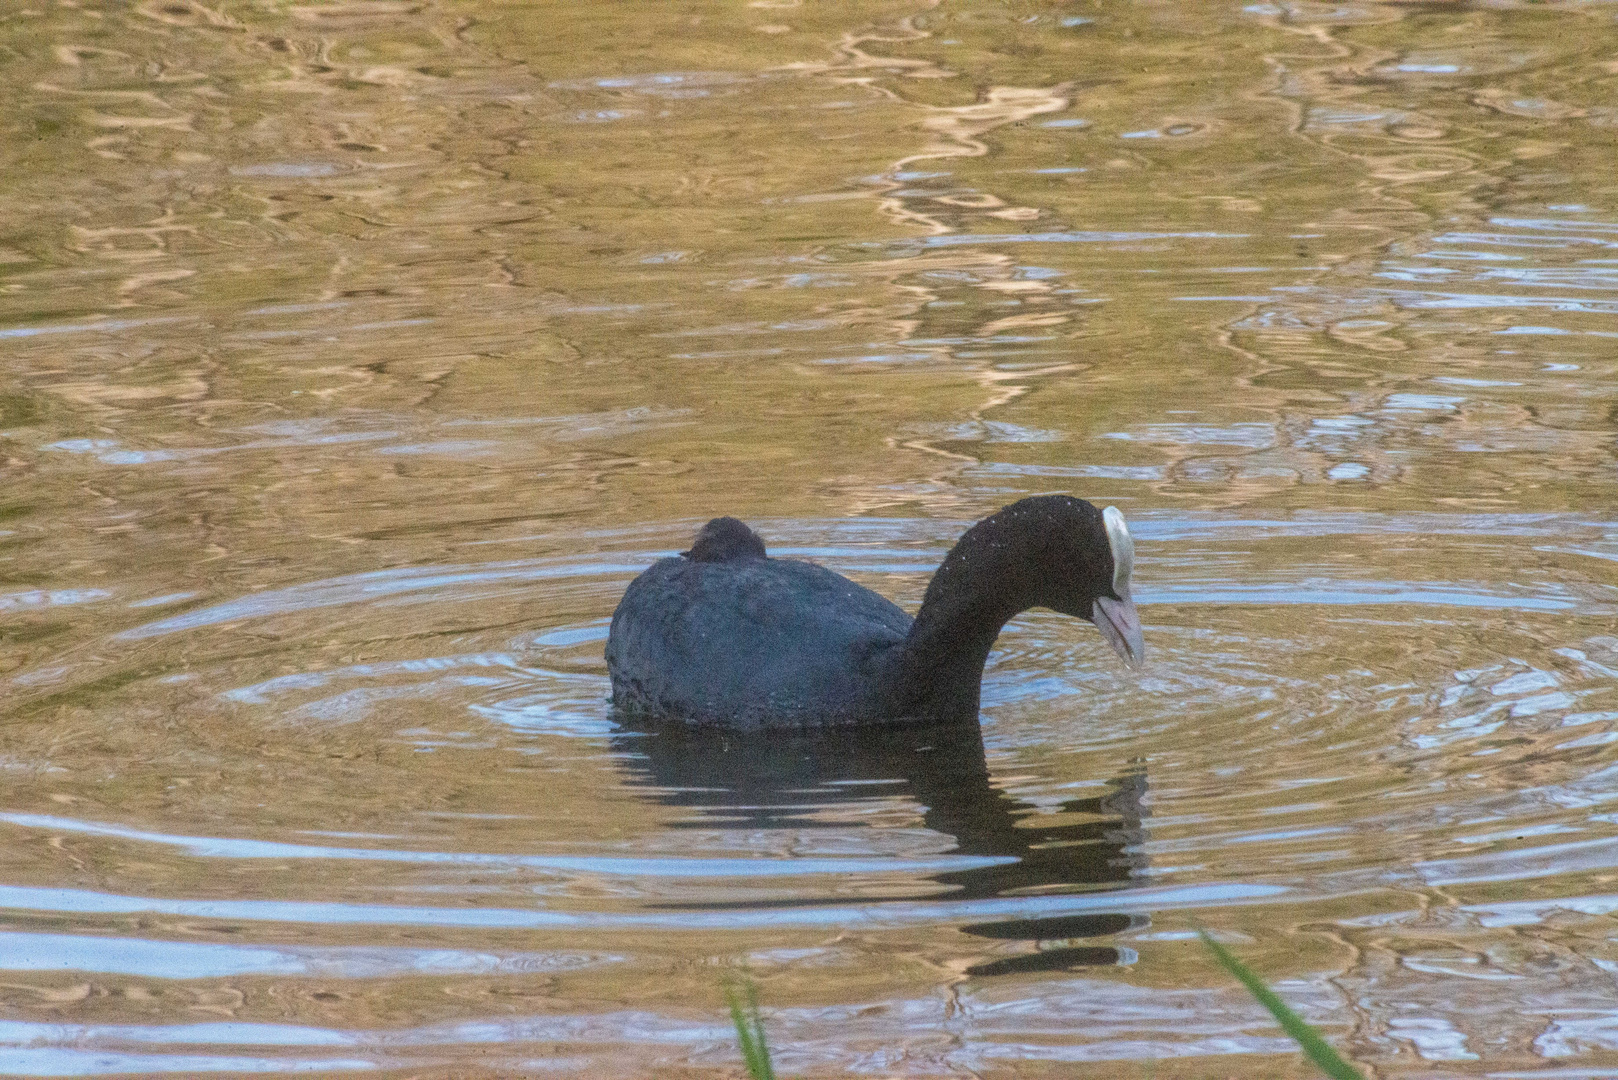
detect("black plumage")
(605, 495), (1144, 729)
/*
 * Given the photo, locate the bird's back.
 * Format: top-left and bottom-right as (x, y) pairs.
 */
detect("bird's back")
(606, 554), (913, 728)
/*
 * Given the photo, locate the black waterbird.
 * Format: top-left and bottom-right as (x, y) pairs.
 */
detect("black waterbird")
(606, 495), (1144, 730)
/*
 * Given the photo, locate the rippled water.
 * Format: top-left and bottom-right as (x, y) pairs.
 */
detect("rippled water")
(3, 1), (1618, 1075)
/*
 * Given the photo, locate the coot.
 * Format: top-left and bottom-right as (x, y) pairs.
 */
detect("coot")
(605, 495), (1143, 729)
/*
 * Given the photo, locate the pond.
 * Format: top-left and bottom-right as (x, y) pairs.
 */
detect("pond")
(2, 0), (1618, 1075)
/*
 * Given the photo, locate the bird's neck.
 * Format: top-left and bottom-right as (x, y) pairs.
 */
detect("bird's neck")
(888, 527), (1033, 721)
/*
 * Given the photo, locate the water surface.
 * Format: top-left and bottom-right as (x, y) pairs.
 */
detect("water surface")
(3, 0), (1618, 1075)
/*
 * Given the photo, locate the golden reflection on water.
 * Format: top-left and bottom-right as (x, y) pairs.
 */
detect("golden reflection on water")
(2, 0), (1618, 1074)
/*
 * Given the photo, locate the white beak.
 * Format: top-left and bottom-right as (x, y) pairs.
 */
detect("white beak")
(1093, 589), (1145, 668)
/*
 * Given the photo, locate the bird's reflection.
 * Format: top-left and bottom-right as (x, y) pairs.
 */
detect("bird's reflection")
(610, 719), (1150, 974)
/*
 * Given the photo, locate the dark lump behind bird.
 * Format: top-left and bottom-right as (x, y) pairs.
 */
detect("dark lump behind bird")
(682, 516), (766, 563)
(605, 495), (1144, 730)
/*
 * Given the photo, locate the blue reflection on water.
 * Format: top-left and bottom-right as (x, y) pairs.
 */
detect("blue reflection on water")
(0, 882), (1285, 931)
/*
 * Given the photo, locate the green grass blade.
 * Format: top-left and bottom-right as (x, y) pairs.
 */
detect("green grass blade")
(1197, 930), (1362, 1080)
(725, 980), (777, 1080)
